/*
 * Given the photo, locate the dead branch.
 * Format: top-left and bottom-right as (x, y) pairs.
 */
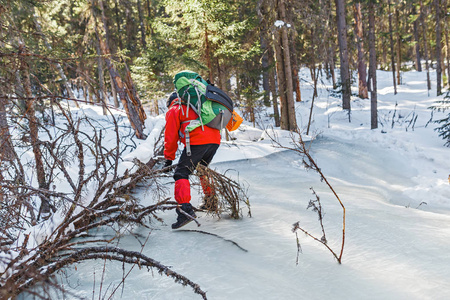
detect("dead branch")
(1, 105), (206, 299)
(194, 165), (251, 219)
(177, 230), (248, 253)
(30, 246), (207, 300)
(266, 128), (345, 264)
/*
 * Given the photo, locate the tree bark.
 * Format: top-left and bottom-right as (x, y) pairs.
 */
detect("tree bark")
(334, 0), (351, 110)
(395, 6), (402, 85)
(98, 0), (147, 139)
(95, 36), (108, 115)
(257, 0), (271, 106)
(329, 43), (337, 89)
(285, 5), (301, 103)
(91, 0), (110, 115)
(444, 0), (450, 87)
(388, 0), (397, 94)
(274, 0), (297, 130)
(19, 46), (50, 214)
(413, 5), (422, 71)
(33, 12), (78, 107)
(261, 32), (271, 106)
(0, 92), (14, 164)
(137, 0), (147, 49)
(274, 30), (289, 129)
(309, 29), (318, 99)
(111, 0), (122, 52)
(420, 0), (432, 92)
(353, 2), (369, 99)
(280, 22), (297, 129)
(381, 29), (388, 69)
(368, 1), (377, 130)
(204, 21), (213, 83)
(434, 0), (443, 95)
(268, 43), (280, 127)
(216, 57), (222, 89)
(124, 2), (134, 55)
(290, 42), (301, 102)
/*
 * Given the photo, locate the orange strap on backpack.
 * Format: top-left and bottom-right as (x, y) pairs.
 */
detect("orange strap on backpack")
(226, 111), (243, 132)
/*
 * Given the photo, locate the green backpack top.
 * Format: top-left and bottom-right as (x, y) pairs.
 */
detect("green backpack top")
(173, 70), (233, 132)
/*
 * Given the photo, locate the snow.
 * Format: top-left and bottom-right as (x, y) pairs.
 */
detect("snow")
(19, 69), (450, 299)
(274, 20), (291, 28)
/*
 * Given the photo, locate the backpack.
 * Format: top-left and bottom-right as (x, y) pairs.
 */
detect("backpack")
(173, 70), (241, 156)
(174, 70), (233, 132)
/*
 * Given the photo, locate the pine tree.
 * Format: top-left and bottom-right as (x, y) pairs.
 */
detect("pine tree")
(431, 92), (450, 146)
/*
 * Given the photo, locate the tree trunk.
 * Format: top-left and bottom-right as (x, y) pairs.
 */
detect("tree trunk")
(124, 3), (134, 56)
(109, 72), (120, 107)
(334, 0), (351, 110)
(0, 92), (14, 164)
(111, 0), (123, 52)
(257, 0), (271, 107)
(268, 43), (280, 127)
(204, 22), (213, 83)
(413, 5), (422, 71)
(306, 68), (319, 136)
(274, 30), (289, 129)
(309, 29), (318, 98)
(274, 0), (297, 130)
(329, 43), (337, 89)
(353, 2), (369, 99)
(382, 31), (388, 68)
(261, 31), (271, 106)
(395, 6), (402, 85)
(285, 6), (301, 103)
(102, 43), (147, 139)
(0, 92), (14, 205)
(216, 57), (222, 88)
(95, 35), (108, 115)
(420, 0), (432, 92)
(19, 46), (50, 215)
(435, 0), (443, 95)
(33, 12), (78, 107)
(290, 42), (301, 102)
(92, 0), (110, 115)
(98, 0), (147, 139)
(367, 58), (372, 92)
(444, 0), (450, 87)
(368, 1), (377, 130)
(137, 0), (147, 49)
(281, 24), (297, 129)
(388, 0), (398, 94)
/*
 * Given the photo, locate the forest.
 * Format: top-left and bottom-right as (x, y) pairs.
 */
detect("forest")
(1, 0), (450, 299)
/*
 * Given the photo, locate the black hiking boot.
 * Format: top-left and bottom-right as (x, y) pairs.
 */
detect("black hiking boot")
(199, 195), (218, 211)
(172, 203), (197, 229)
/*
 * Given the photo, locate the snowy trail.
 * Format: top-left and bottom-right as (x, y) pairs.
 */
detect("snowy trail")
(60, 136), (450, 300)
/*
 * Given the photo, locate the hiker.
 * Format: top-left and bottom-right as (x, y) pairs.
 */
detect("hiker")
(164, 91), (220, 229)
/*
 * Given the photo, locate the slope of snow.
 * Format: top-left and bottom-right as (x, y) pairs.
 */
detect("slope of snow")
(22, 69), (450, 299)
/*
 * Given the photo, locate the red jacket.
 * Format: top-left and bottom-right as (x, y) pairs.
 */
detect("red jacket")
(164, 103), (221, 161)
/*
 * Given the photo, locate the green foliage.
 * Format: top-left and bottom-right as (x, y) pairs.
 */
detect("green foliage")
(1, 0), (447, 127)
(430, 92), (450, 147)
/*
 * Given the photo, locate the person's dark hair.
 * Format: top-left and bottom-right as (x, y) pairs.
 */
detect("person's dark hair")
(166, 92), (178, 108)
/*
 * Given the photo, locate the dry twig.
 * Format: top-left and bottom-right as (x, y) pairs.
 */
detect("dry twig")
(267, 128), (346, 264)
(194, 164), (251, 219)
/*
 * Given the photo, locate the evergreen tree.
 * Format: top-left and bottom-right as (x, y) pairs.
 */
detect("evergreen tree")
(431, 92), (450, 146)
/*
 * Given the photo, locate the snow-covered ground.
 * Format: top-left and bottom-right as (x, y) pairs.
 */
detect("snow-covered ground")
(23, 69), (450, 299)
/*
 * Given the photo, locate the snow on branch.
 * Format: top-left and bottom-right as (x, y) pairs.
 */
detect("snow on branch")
(274, 20), (292, 28)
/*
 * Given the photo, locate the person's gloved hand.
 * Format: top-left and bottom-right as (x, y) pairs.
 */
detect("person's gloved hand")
(163, 160), (173, 172)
